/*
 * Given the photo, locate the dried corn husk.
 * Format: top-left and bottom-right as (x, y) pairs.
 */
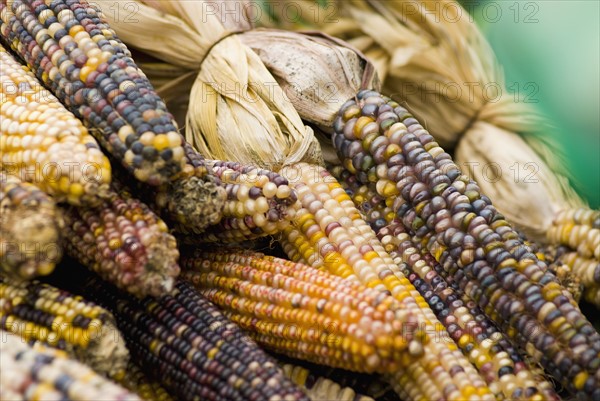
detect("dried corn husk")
(92, 0), (320, 170)
(239, 29), (379, 130)
(247, 0), (592, 245)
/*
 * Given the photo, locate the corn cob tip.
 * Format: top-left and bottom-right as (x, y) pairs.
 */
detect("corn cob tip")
(61, 189), (180, 298)
(165, 176), (226, 231)
(1, 175), (63, 278)
(116, 228), (180, 296)
(75, 319), (129, 378)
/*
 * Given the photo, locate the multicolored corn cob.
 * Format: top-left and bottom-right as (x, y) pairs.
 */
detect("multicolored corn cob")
(177, 160), (299, 242)
(0, 276), (128, 377)
(278, 163), (494, 401)
(329, 167), (560, 399)
(384, 223), (560, 400)
(280, 362), (376, 401)
(332, 90), (600, 399)
(0, 330), (141, 401)
(539, 245), (584, 303)
(76, 278), (310, 401)
(118, 361), (174, 401)
(0, 0), (226, 233)
(274, 355), (402, 401)
(180, 249), (421, 374)
(275, 354), (400, 401)
(1, 44), (111, 206)
(0, 0), (185, 185)
(60, 185), (180, 297)
(1, 172), (62, 279)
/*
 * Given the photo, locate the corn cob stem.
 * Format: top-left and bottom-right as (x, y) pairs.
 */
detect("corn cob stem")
(60, 184), (180, 297)
(75, 277), (310, 401)
(278, 162), (493, 401)
(0, 0), (226, 231)
(0, 276), (128, 377)
(177, 160), (299, 243)
(0, 330), (140, 401)
(1, 44), (111, 206)
(180, 248), (421, 374)
(1, 173), (62, 278)
(332, 90), (600, 399)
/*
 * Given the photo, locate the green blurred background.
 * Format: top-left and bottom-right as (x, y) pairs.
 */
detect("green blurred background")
(465, 0), (599, 207)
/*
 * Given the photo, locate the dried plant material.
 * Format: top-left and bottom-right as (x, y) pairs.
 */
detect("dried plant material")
(455, 124), (584, 242)
(93, 0), (319, 170)
(239, 29), (380, 130)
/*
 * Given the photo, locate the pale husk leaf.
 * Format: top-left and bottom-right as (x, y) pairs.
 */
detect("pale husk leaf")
(95, 0), (319, 169)
(239, 29), (380, 130)
(456, 123), (585, 243)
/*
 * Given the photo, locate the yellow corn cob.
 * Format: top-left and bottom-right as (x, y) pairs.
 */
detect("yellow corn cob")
(0, 276), (128, 377)
(181, 248), (422, 374)
(278, 163), (494, 401)
(0, 330), (141, 401)
(0, 172), (62, 278)
(0, 44), (111, 206)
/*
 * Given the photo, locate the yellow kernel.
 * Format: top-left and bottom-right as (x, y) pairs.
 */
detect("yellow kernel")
(69, 183), (84, 198)
(573, 372), (588, 390)
(363, 251), (379, 262)
(69, 25), (86, 36)
(79, 66), (94, 82)
(153, 134), (170, 151)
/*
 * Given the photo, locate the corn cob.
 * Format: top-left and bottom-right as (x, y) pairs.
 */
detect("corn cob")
(180, 248), (421, 374)
(278, 163), (494, 401)
(330, 165), (560, 400)
(0, 330), (141, 401)
(177, 160), (299, 243)
(280, 362), (376, 401)
(0, 276), (128, 377)
(76, 277), (310, 401)
(548, 208), (600, 306)
(0, 0), (185, 185)
(332, 90), (600, 399)
(1, 44), (111, 206)
(274, 355), (401, 401)
(118, 361), (174, 401)
(0, 172), (62, 278)
(0, 0), (226, 233)
(383, 223), (560, 400)
(60, 185), (180, 297)
(549, 209), (600, 261)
